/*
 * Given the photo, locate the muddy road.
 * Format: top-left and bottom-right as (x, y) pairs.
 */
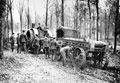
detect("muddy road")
(0, 51), (109, 83)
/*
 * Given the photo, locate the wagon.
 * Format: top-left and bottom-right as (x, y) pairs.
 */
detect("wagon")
(56, 26), (108, 69)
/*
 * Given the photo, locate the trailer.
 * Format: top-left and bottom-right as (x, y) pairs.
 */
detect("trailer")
(56, 26), (108, 69)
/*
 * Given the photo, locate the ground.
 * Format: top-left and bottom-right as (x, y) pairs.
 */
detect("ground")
(0, 50), (116, 83)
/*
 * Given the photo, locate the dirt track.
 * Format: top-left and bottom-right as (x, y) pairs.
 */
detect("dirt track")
(0, 51), (109, 83)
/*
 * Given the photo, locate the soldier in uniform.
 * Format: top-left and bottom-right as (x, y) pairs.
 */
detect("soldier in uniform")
(50, 38), (57, 61)
(43, 36), (50, 59)
(39, 39), (43, 53)
(16, 33), (21, 53)
(10, 33), (15, 52)
(20, 30), (27, 53)
(37, 23), (42, 30)
(32, 34), (40, 56)
(60, 45), (73, 66)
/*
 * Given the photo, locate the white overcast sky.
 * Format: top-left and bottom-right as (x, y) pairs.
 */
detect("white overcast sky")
(13, 0), (106, 23)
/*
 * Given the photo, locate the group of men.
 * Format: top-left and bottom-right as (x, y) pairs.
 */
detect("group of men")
(10, 30), (27, 53)
(43, 38), (86, 70)
(43, 36), (58, 60)
(43, 37), (75, 67)
(10, 30), (86, 70)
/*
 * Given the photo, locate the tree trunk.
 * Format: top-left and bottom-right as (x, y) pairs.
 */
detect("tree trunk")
(50, 13), (53, 30)
(105, 10), (107, 40)
(79, 19), (82, 38)
(100, 17), (102, 40)
(56, 15), (59, 28)
(45, 0), (49, 27)
(28, 0), (30, 29)
(107, 14), (110, 41)
(10, 7), (13, 33)
(84, 14), (86, 38)
(93, 12), (96, 39)
(20, 15), (22, 33)
(27, 14), (29, 29)
(6, 0), (9, 42)
(7, 16), (9, 42)
(113, 0), (119, 53)
(74, 13), (76, 29)
(55, 7), (59, 28)
(88, 0), (92, 39)
(61, 0), (64, 26)
(96, 0), (99, 41)
(55, 0), (60, 28)
(0, 19), (3, 59)
(0, 0), (6, 59)
(74, 0), (78, 29)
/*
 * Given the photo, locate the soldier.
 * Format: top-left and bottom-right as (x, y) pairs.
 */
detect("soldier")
(43, 36), (50, 59)
(50, 38), (57, 61)
(60, 45), (73, 66)
(20, 30), (27, 53)
(37, 23), (42, 30)
(39, 39), (43, 53)
(10, 33), (15, 52)
(16, 33), (21, 53)
(32, 34), (40, 56)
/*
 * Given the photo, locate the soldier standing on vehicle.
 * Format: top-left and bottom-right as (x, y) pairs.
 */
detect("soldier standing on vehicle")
(50, 38), (57, 61)
(37, 23), (42, 30)
(43, 36), (50, 59)
(20, 30), (27, 53)
(32, 34), (40, 56)
(10, 33), (15, 52)
(16, 33), (21, 53)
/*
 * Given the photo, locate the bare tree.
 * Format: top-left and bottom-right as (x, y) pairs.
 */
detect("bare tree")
(7, 0), (13, 33)
(45, 0), (53, 27)
(54, 0), (61, 28)
(114, 0), (119, 53)
(18, 0), (24, 33)
(50, 11), (53, 30)
(5, 0), (10, 43)
(45, 0), (49, 27)
(45, 0), (53, 28)
(25, 9), (31, 29)
(33, 0), (37, 25)
(61, 0), (64, 26)
(74, 0), (79, 29)
(27, 0), (30, 29)
(88, 0), (92, 39)
(96, 0), (99, 40)
(0, 0), (6, 59)
(104, 10), (107, 40)
(78, 1), (88, 38)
